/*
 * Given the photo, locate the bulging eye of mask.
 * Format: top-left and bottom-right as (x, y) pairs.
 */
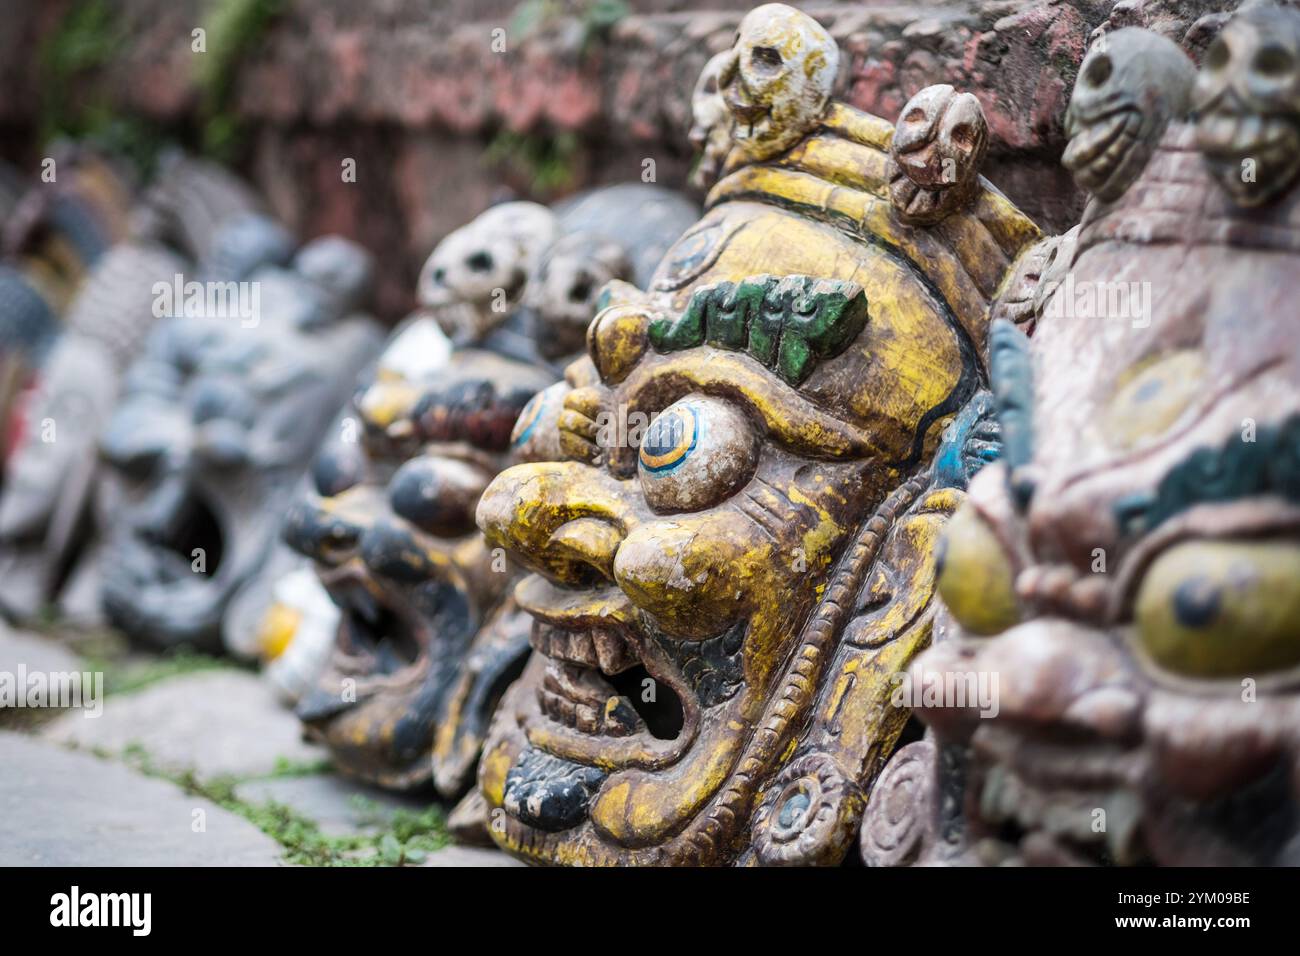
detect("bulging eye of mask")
(637, 394), (759, 513)
(1134, 538), (1300, 679)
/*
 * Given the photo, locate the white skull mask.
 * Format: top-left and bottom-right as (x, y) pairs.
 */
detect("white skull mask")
(418, 202), (557, 343)
(526, 231), (630, 361)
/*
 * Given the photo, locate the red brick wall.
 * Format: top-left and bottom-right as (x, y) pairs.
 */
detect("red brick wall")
(4, 0), (1247, 319)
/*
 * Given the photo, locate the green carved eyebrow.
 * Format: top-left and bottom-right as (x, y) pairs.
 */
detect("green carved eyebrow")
(647, 274), (869, 386)
(1114, 412), (1300, 536)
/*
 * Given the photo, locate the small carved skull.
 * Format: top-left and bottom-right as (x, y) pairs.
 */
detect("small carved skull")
(688, 50), (735, 190)
(889, 85), (989, 225)
(1063, 28), (1195, 202)
(1195, 4), (1300, 207)
(717, 3), (839, 163)
(526, 232), (631, 362)
(990, 224), (1082, 335)
(418, 202), (557, 344)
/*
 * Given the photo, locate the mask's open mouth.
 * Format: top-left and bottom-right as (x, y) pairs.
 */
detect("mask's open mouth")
(968, 727), (1151, 866)
(331, 576), (424, 675)
(297, 572), (428, 730)
(514, 576), (703, 770)
(1198, 108), (1300, 189)
(140, 490), (225, 582)
(734, 113), (772, 143)
(723, 80), (773, 143)
(533, 621), (685, 741)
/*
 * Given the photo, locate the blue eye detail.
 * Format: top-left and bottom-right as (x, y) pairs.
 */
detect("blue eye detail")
(640, 404), (700, 474)
(511, 389), (549, 448)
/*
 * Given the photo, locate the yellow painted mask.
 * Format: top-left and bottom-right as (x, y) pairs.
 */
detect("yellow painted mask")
(474, 5), (1040, 866)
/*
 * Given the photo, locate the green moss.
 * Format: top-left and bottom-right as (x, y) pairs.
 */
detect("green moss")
(266, 755), (336, 778)
(25, 619), (242, 697)
(579, 0), (629, 52)
(193, 0), (285, 161)
(119, 744), (450, 866)
(83, 646), (240, 697)
(508, 0), (564, 41)
(38, 0), (167, 174)
(484, 129), (581, 197)
(37, 0), (284, 169)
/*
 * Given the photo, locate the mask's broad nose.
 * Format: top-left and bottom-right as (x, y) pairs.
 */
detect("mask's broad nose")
(388, 455), (486, 538)
(477, 460), (636, 587)
(914, 618), (1141, 742)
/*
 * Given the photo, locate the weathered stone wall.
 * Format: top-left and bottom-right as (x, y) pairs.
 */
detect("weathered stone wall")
(2, 0), (1249, 318)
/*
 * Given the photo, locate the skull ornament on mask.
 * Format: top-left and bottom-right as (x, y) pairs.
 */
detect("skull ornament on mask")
(717, 3), (839, 163)
(1062, 28), (1196, 202)
(527, 234), (629, 362)
(889, 85), (990, 225)
(1195, 4), (1300, 207)
(986, 220), (1084, 344)
(525, 185), (699, 365)
(689, 50), (735, 190)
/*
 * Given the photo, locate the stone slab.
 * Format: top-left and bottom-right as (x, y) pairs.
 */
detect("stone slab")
(0, 622), (86, 676)
(0, 732), (283, 866)
(421, 845), (526, 867)
(40, 670), (323, 780)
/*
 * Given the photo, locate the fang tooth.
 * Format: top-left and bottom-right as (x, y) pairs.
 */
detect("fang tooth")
(593, 629), (636, 674)
(602, 696), (641, 737)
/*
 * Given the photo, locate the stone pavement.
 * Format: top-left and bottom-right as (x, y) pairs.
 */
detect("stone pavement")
(41, 670), (323, 780)
(0, 732), (284, 866)
(0, 625), (522, 867)
(0, 625), (85, 675)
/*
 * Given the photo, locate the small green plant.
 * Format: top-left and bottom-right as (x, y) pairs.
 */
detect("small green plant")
(267, 755), (335, 778)
(80, 646), (239, 697)
(579, 0), (629, 54)
(119, 744), (450, 866)
(38, 0), (166, 174)
(484, 129), (581, 196)
(193, 0), (286, 161)
(509, 0), (628, 57)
